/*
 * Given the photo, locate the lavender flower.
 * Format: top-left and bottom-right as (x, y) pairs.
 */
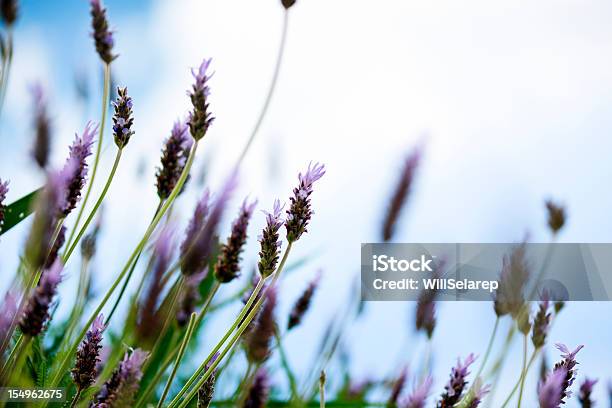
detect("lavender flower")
(437, 354), (477, 408)
(285, 162), (325, 242)
(402, 376), (433, 408)
(0, 178), (8, 228)
(288, 272), (320, 330)
(538, 368), (566, 408)
(188, 58), (214, 140)
(494, 243), (530, 319)
(281, 0), (297, 9)
(382, 148), (420, 241)
(30, 83), (52, 169)
(112, 87), (134, 148)
(545, 200), (566, 235)
(181, 174), (237, 277)
(180, 189), (211, 263)
(197, 353), (218, 408)
(243, 368), (270, 408)
(0, 290), (18, 348)
(459, 380), (490, 408)
(81, 211), (103, 260)
(91, 348), (148, 407)
(72, 314), (106, 391)
(214, 198), (257, 283)
(45, 225), (66, 268)
(578, 378), (597, 408)
(245, 287), (277, 364)
(532, 293), (552, 349)
(387, 366), (408, 407)
(415, 260), (443, 338)
(60, 122), (97, 216)
(552, 343), (584, 404)
(156, 119), (193, 199)
(258, 199), (284, 278)
(176, 269), (206, 327)
(90, 0), (116, 64)
(19, 259), (63, 337)
(0, 0), (17, 26)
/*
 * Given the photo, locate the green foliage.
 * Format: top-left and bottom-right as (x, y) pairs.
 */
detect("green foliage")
(0, 187), (41, 235)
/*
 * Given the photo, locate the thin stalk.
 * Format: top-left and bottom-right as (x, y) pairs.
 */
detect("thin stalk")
(173, 243), (293, 408)
(157, 313), (197, 408)
(528, 237), (557, 300)
(47, 141), (199, 394)
(516, 334), (528, 408)
(475, 316), (499, 379)
(275, 327), (299, 401)
(0, 333), (24, 380)
(0, 29), (13, 119)
(235, 362), (255, 406)
(6, 336), (32, 385)
(235, 10), (289, 167)
(65, 63), (111, 251)
(319, 371), (326, 408)
(105, 199), (164, 325)
(499, 349), (539, 408)
(69, 389), (82, 408)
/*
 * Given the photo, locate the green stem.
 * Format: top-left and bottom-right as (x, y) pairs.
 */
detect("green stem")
(275, 327), (299, 401)
(69, 389), (82, 408)
(475, 316), (499, 379)
(516, 334), (528, 408)
(170, 243), (293, 408)
(63, 148), (123, 262)
(6, 336), (32, 386)
(319, 371), (326, 408)
(47, 141), (199, 394)
(499, 349), (538, 408)
(157, 313), (197, 408)
(0, 29), (13, 120)
(0, 333), (23, 381)
(235, 10), (289, 167)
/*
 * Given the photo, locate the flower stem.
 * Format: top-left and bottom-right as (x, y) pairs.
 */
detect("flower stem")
(69, 389), (82, 408)
(320, 371), (326, 408)
(235, 9), (289, 167)
(65, 63), (111, 252)
(499, 349), (538, 408)
(275, 327), (300, 402)
(63, 147), (123, 262)
(157, 312), (197, 408)
(516, 334), (528, 408)
(47, 141), (199, 394)
(172, 243), (293, 408)
(475, 316), (499, 379)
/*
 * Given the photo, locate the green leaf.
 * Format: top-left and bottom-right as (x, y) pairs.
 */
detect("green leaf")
(0, 187), (42, 235)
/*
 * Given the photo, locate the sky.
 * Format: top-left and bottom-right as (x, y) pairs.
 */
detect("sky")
(0, 0), (611, 405)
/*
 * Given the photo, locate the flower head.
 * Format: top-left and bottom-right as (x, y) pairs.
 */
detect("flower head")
(112, 87), (134, 148)
(0, 290), (18, 347)
(19, 259), (63, 337)
(176, 269), (206, 327)
(288, 272), (320, 330)
(285, 162), (325, 242)
(532, 292), (552, 349)
(258, 199), (284, 278)
(402, 376), (433, 408)
(382, 147), (421, 241)
(1, 0), (18, 26)
(0, 178), (8, 228)
(90, 0), (116, 64)
(552, 343), (584, 404)
(213, 198), (257, 283)
(60, 122), (97, 216)
(45, 225), (66, 269)
(180, 189), (211, 268)
(243, 368), (269, 408)
(538, 368), (567, 408)
(156, 119), (193, 199)
(72, 314), (106, 391)
(494, 243), (530, 319)
(245, 287), (277, 364)
(387, 366), (408, 407)
(81, 211), (103, 260)
(545, 200), (566, 235)
(197, 354), (218, 408)
(92, 348), (148, 407)
(437, 354), (477, 407)
(578, 377), (597, 408)
(188, 58), (214, 140)
(281, 0), (297, 9)
(30, 83), (52, 169)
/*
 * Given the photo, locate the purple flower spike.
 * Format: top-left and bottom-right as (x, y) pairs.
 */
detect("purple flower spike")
(30, 83), (52, 169)
(285, 162), (325, 242)
(60, 121), (97, 216)
(156, 119), (193, 199)
(0, 178), (8, 228)
(551, 343), (584, 405)
(287, 272), (320, 330)
(578, 377), (597, 408)
(437, 354), (477, 407)
(176, 269), (206, 327)
(0, 290), (18, 347)
(92, 348), (148, 407)
(245, 286), (277, 364)
(258, 199), (284, 278)
(532, 292), (552, 349)
(1, 0), (18, 26)
(403, 376), (433, 408)
(188, 58), (215, 140)
(538, 368), (566, 408)
(112, 87), (134, 148)
(243, 368), (270, 408)
(90, 0), (116, 64)
(181, 189), (211, 263)
(72, 314), (106, 391)
(19, 259), (63, 337)
(213, 198), (257, 283)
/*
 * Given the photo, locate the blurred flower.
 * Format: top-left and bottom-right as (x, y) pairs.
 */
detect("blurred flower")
(60, 122), (97, 216)
(245, 287), (277, 364)
(281, 0), (297, 9)
(258, 199), (284, 278)
(494, 243), (530, 319)
(30, 83), (52, 169)
(552, 343), (583, 404)
(286, 162), (325, 242)
(92, 348), (148, 407)
(545, 200), (566, 235)
(156, 119), (193, 199)
(532, 292), (552, 349)
(176, 269), (206, 327)
(180, 189), (211, 272)
(0, 178), (8, 228)
(197, 354), (218, 408)
(382, 147), (421, 241)
(72, 314), (106, 391)
(81, 211), (103, 260)
(387, 366), (408, 407)
(0, 290), (18, 347)
(19, 259), (63, 337)
(578, 377), (597, 408)
(243, 368), (269, 408)
(538, 368), (566, 408)
(437, 354), (477, 408)
(0, 0), (17, 26)
(112, 87), (134, 148)
(188, 58), (214, 140)
(458, 379), (490, 408)
(44, 225), (66, 268)
(287, 272), (320, 330)
(90, 0), (116, 64)
(213, 198), (256, 283)
(416, 259), (443, 338)
(402, 376), (433, 408)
